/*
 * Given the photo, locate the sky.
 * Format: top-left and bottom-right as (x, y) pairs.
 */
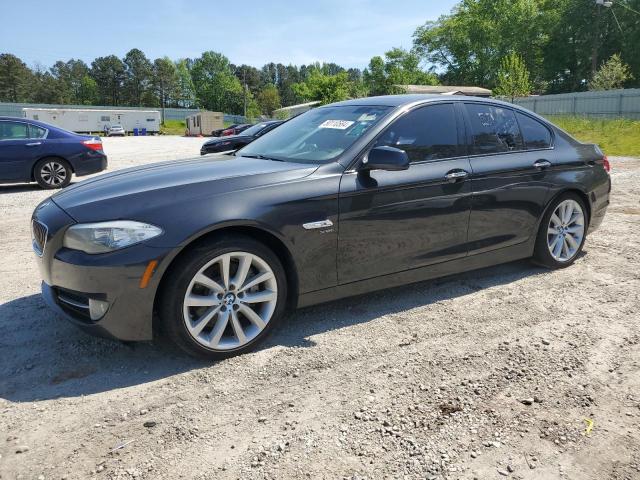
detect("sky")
(0, 0), (458, 70)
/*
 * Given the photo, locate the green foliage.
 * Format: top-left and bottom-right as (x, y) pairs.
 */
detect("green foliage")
(91, 55), (126, 105)
(548, 115), (640, 157)
(190, 51), (245, 113)
(364, 47), (438, 95)
(292, 69), (352, 105)
(174, 59), (196, 108)
(123, 48), (153, 106)
(413, 0), (640, 93)
(256, 84), (281, 116)
(589, 54), (633, 91)
(0, 53), (32, 102)
(494, 52), (532, 100)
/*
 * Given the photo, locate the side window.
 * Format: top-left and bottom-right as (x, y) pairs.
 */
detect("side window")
(29, 125), (47, 139)
(374, 103), (460, 162)
(0, 122), (29, 140)
(516, 112), (552, 149)
(466, 104), (523, 154)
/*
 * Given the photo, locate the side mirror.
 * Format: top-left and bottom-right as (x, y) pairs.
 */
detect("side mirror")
(361, 146), (409, 172)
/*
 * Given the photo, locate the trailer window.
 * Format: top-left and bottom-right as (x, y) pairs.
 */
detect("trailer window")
(101, 116), (111, 122)
(33, 114), (39, 120)
(146, 118), (154, 122)
(79, 114), (88, 122)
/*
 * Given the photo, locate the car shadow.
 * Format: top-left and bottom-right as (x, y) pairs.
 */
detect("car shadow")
(0, 259), (549, 403)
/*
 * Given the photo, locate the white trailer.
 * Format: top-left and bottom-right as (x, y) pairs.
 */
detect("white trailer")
(22, 108), (161, 134)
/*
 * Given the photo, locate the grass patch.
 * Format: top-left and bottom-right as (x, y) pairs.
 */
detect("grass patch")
(160, 119), (186, 136)
(545, 115), (640, 157)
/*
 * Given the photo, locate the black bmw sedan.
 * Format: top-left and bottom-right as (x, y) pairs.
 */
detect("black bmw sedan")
(32, 95), (610, 359)
(1, 117), (107, 189)
(200, 120), (284, 155)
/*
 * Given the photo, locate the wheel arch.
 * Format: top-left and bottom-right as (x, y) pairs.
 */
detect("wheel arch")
(152, 224), (300, 328)
(535, 187), (592, 240)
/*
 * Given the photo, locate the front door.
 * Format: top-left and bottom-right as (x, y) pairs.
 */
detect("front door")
(0, 121), (43, 181)
(462, 103), (553, 254)
(338, 103), (472, 284)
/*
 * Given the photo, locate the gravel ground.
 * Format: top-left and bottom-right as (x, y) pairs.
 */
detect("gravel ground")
(0, 137), (639, 480)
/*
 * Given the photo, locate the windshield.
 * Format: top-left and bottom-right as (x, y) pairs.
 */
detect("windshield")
(238, 105), (392, 164)
(241, 123), (272, 136)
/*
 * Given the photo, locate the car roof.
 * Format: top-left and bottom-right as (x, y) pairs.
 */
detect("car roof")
(0, 116), (76, 133)
(327, 94), (518, 109)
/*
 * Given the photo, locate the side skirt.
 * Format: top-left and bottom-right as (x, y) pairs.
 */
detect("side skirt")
(296, 240), (535, 308)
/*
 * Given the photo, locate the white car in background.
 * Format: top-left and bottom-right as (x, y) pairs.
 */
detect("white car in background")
(108, 125), (126, 137)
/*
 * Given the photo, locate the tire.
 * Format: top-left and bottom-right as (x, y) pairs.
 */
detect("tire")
(34, 158), (72, 189)
(532, 192), (588, 269)
(159, 235), (288, 360)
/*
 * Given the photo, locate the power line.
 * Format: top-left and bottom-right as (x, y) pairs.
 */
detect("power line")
(616, 0), (640, 16)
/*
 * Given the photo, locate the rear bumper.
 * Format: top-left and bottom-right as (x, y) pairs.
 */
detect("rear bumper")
(74, 154), (108, 177)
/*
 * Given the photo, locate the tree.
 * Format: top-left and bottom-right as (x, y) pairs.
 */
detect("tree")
(588, 54), (633, 91)
(50, 59), (91, 104)
(190, 51), (245, 113)
(30, 64), (66, 104)
(123, 49), (153, 106)
(91, 55), (125, 105)
(494, 52), (532, 101)
(364, 47), (437, 95)
(256, 84), (281, 116)
(292, 69), (351, 105)
(413, 0), (547, 89)
(153, 57), (178, 123)
(78, 75), (98, 105)
(175, 59), (196, 108)
(0, 53), (33, 102)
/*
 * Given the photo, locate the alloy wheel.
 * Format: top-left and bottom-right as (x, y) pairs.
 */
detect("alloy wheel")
(40, 161), (68, 186)
(182, 251), (278, 350)
(547, 199), (585, 262)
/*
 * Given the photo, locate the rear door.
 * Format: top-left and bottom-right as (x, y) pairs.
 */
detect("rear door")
(338, 102), (473, 284)
(0, 121), (45, 181)
(462, 103), (553, 254)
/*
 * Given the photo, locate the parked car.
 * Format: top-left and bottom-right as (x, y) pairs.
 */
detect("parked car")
(211, 124), (237, 137)
(108, 125), (126, 137)
(32, 95), (610, 359)
(200, 121), (284, 155)
(220, 123), (252, 136)
(1, 116), (107, 189)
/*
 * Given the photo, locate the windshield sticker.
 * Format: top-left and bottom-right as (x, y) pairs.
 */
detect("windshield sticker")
(356, 114), (378, 122)
(319, 120), (354, 130)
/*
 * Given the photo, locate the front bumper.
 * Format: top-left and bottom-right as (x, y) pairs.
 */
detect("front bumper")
(33, 199), (173, 341)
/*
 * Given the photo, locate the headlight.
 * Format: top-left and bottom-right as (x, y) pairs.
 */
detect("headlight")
(63, 220), (163, 254)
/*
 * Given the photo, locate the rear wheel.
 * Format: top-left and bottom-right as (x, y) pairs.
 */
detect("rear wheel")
(159, 235), (287, 359)
(34, 158), (72, 189)
(533, 193), (588, 268)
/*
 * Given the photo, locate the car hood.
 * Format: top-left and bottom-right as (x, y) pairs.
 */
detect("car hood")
(52, 155), (318, 222)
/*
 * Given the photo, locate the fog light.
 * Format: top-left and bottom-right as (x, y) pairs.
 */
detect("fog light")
(89, 298), (110, 321)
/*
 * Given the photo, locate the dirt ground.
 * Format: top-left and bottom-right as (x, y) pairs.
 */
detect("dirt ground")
(0, 136), (639, 480)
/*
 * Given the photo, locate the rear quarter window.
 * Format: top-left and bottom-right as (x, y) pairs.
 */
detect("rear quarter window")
(516, 112), (552, 149)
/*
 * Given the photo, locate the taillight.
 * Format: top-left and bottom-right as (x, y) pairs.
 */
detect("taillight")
(82, 138), (103, 152)
(602, 155), (611, 173)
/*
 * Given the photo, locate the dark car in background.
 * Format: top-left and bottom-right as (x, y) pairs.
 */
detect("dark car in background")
(32, 95), (610, 360)
(220, 123), (252, 137)
(200, 120), (284, 155)
(211, 124), (237, 137)
(0, 117), (107, 189)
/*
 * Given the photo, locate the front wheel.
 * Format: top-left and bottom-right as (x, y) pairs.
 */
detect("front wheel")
(34, 158), (72, 189)
(533, 193), (588, 268)
(159, 236), (287, 359)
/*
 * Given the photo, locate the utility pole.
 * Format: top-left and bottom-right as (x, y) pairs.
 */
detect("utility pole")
(593, 0), (614, 74)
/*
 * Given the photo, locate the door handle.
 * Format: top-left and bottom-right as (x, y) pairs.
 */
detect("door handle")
(533, 159), (551, 169)
(26, 142), (42, 147)
(444, 170), (469, 182)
